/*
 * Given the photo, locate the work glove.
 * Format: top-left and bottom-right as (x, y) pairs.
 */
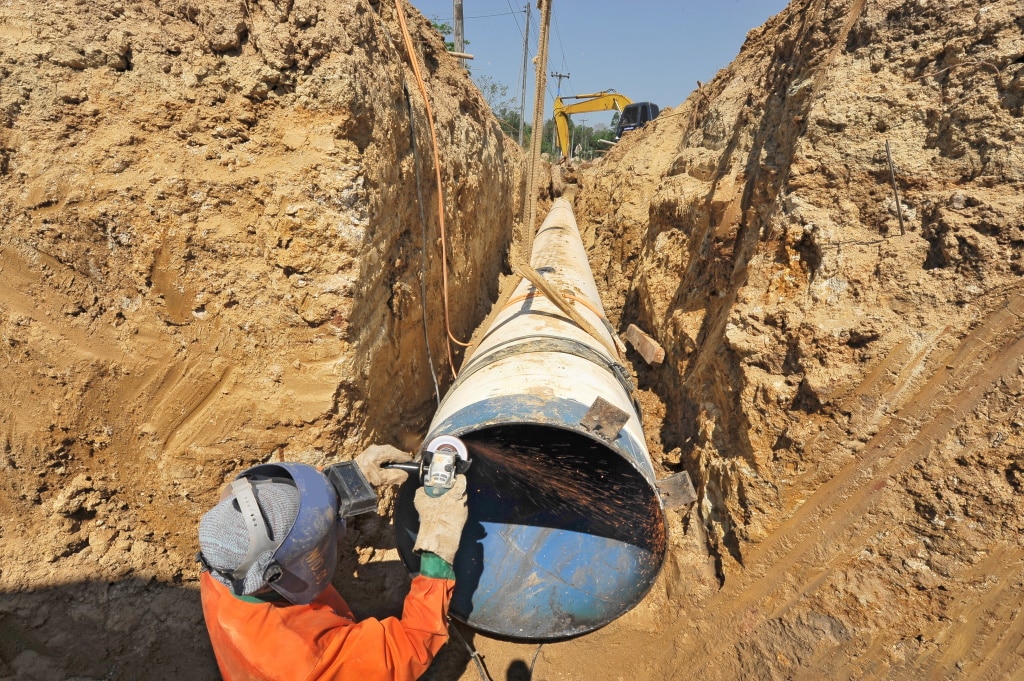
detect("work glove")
(413, 475), (469, 566)
(355, 444), (414, 488)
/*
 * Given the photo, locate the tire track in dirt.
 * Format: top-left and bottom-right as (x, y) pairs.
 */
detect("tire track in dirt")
(914, 544), (1024, 679)
(783, 324), (952, 501)
(675, 293), (1024, 676)
(750, 294), (1023, 568)
(967, 563), (1024, 681)
(0, 243), (116, 362)
(1, 240), (252, 460)
(158, 361), (237, 455)
(796, 543), (1024, 679)
(799, 458), (1024, 679)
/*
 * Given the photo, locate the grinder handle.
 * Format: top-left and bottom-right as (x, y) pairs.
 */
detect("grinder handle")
(382, 461), (423, 475)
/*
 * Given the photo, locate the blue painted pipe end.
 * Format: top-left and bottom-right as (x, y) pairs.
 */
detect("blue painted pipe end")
(394, 396), (667, 640)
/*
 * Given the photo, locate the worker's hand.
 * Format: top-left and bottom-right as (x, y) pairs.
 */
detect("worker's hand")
(355, 444), (413, 488)
(413, 475), (468, 566)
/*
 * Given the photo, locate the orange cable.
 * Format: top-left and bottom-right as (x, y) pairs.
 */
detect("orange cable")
(500, 290), (610, 325)
(565, 294), (606, 321)
(393, 1), (470, 382)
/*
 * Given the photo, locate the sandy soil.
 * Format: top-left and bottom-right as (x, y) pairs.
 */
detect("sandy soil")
(1, 0), (1022, 679)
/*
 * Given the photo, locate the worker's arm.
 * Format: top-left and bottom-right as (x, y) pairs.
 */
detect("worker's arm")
(202, 475), (468, 681)
(201, 562), (454, 681)
(310, 477), (468, 681)
(308, 565), (454, 681)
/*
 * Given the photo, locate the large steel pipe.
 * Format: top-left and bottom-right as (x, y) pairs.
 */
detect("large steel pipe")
(395, 198), (667, 640)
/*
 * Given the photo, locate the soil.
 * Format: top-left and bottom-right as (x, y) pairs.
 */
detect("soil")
(1, 0), (1022, 680)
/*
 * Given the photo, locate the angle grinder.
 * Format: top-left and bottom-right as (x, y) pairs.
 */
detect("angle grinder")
(385, 434), (471, 497)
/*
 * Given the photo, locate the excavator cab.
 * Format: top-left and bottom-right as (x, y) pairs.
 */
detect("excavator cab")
(615, 102), (660, 140)
(552, 92), (660, 161)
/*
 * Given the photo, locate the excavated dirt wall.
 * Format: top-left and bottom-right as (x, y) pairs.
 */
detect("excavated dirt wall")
(561, 0), (1024, 678)
(0, 1), (523, 677)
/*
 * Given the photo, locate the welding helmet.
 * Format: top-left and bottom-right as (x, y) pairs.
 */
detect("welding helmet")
(198, 462), (342, 605)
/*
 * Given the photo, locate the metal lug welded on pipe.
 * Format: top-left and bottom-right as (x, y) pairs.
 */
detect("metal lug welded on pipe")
(395, 198), (667, 640)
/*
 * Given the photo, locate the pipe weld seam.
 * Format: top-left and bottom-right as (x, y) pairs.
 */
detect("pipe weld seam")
(447, 334), (635, 404)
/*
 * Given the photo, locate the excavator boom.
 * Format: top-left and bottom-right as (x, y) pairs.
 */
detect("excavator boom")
(553, 90), (632, 160)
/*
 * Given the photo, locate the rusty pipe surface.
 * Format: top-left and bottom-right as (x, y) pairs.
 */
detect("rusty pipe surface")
(395, 198), (666, 640)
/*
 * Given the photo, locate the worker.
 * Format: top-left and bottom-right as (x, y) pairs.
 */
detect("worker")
(196, 444), (469, 681)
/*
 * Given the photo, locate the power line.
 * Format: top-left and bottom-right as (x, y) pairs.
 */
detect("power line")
(425, 10), (519, 23)
(504, 0), (524, 38)
(551, 8), (569, 79)
(467, 9), (521, 19)
(518, 3), (530, 145)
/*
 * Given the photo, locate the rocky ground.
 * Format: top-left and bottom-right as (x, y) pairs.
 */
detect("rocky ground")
(1, 0), (1022, 679)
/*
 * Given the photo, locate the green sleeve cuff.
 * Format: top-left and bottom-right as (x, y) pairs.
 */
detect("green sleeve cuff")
(418, 552), (456, 580)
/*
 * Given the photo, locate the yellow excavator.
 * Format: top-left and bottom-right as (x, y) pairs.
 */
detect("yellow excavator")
(553, 91), (660, 160)
(553, 91), (631, 160)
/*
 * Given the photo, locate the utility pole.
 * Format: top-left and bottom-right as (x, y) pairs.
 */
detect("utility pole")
(517, 4), (530, 145)
(453, 0), (465, 68)
(550, 71), (570, 154)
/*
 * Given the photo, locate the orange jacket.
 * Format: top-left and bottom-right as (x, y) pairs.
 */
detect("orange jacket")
(200, 571), (454, 681)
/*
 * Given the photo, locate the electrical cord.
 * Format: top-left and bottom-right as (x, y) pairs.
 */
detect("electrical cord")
(404, 82), (442, 406)
(449, 621), (494, 681)
(371, 2), (444, 398)
(449, 619), (544, 681)
(529, 643), (544, 676)
(393, 0), (471, 383)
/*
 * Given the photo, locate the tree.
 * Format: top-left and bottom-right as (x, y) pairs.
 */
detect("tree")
(541, 118), (557, 156)
(475, 75), (514, 116)
(548, 119), (615, 160)
(429, 20), (455, 51)
(429, 19), (470, 59)
(473, 74), (536, 145)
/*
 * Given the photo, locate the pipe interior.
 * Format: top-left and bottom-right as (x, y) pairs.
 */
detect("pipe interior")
(457, 425), (666, 555)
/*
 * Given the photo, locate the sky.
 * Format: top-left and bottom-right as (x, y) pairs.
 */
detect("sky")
(410, 0), (791, 128)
